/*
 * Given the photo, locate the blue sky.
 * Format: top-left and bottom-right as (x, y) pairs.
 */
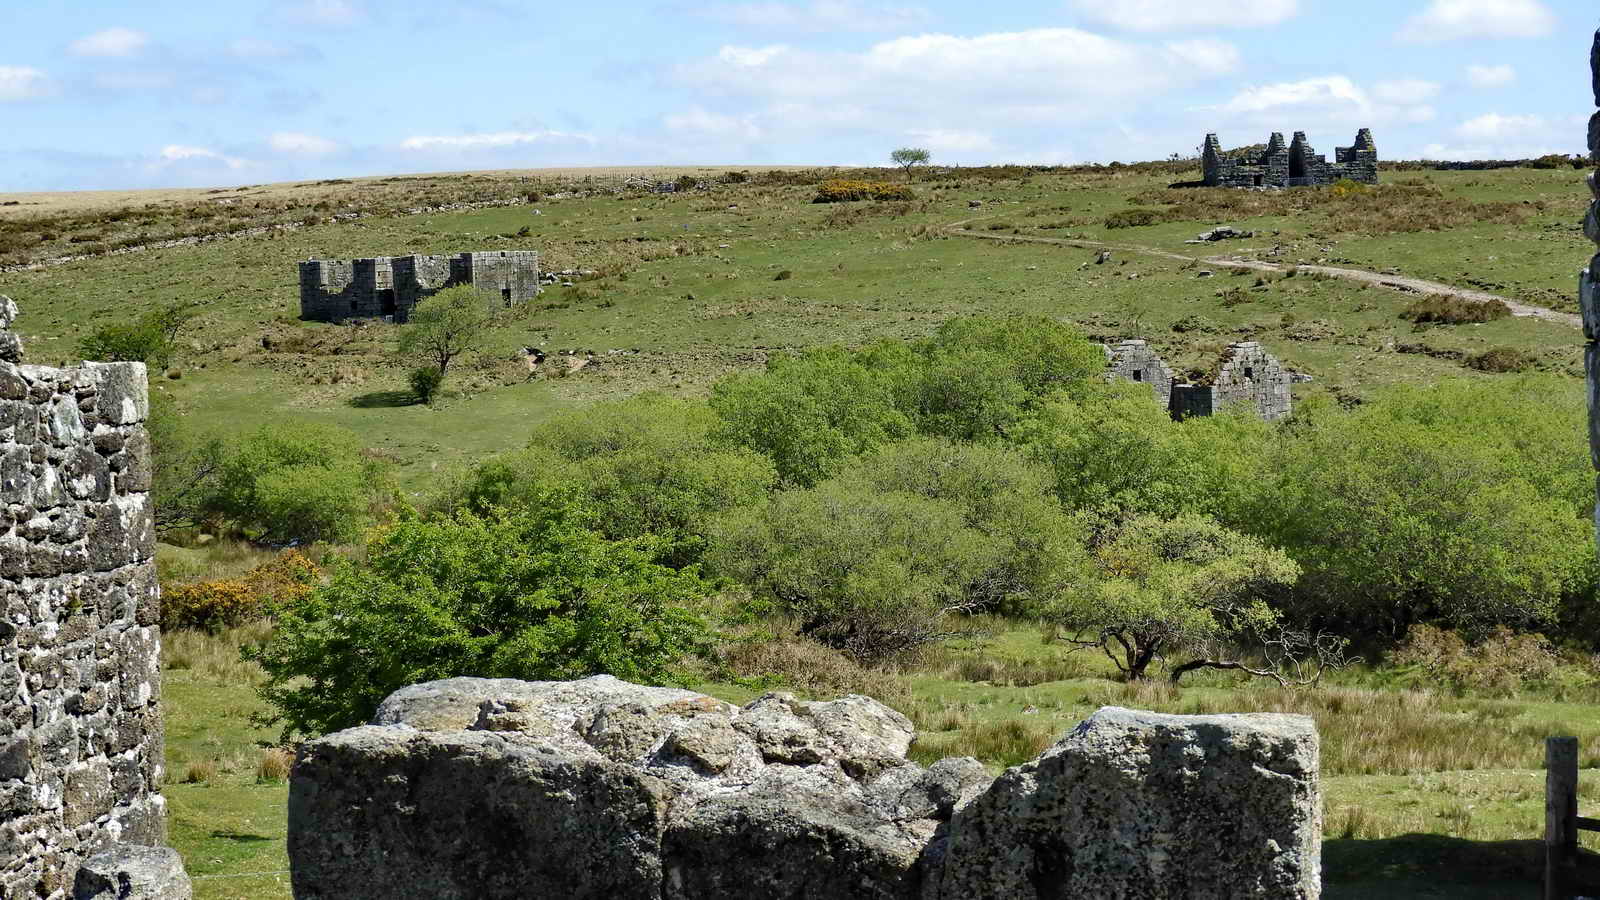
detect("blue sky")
(1, 0), (1595, 190)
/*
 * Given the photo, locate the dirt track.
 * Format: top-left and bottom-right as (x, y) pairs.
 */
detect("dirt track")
(945, 222), (1582, 330)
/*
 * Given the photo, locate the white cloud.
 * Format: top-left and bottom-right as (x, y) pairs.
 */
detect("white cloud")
(1212, 75), (1436, 127)
(157, 145), (249, 169)
(69, 27), (150, 58)
(1397, 0), (1556, 43)
(1069, 0), (1298, 31)
(1373, 79), (1440, 105)
(0, 66), (51, 101)
(269, 132), (338, 155)
(399, 131), (596, 151)
(665, 108), (764, 142)
(271, 0), (366, 26)
(1466, 63), (1516, 87)
(905, 129), (996, 153)
(701, 1), (930, 32)
(1163, 40), (1241, 73)
(228, 38), (320, 61)
(1455, 112), (1545, 139)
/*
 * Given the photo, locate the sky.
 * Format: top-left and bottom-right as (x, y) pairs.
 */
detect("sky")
(1, 0), (1596, 190)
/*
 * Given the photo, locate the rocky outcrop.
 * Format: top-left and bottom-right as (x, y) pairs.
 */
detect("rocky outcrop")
(937, 707), (1321, 899)
(291, 676), (1322, 899)
(72, 846), (191, 900)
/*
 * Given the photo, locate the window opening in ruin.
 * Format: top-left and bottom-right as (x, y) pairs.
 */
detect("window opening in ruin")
(1243, 366), (1254, 380)
(1132, 370), (1143, 382)
(379, 289), (396, 316)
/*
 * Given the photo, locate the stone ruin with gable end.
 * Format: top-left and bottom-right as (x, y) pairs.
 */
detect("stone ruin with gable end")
(1105, 339), (1294, 422)
(298, 249), (539, 323)
(0, 296), (191, 899)
(1203, 129), (1378, 189)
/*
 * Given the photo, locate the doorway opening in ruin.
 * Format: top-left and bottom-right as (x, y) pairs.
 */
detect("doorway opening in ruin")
(1132, 370), (1143, 382)
(349, 299), (358, 313)
(501, 287), (512, 306)
(379, 289), (397, 316)
(1289, 154), (1305, 180)
(1253, 174), (1263, 187)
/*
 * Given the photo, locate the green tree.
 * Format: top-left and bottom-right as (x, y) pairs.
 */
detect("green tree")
(710, 347), (912, 487)
(712, 439), (1088, 660)
(445, 394), (776, 565)
(248, 499), (718, 739)
(1053, 514), (1299, 681)
(397, 285), (496, 379)
(890, 147), (930, 180)
(146, 393), (227, 535)
(77, 300), (199, 369)
(208, 423), (388, 543)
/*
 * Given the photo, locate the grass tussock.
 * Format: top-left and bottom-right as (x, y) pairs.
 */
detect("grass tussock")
(1466, 346), (1536, 373)
(1403, 294), (1512, 325)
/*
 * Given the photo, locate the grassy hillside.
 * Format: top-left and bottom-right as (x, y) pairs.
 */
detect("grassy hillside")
(8, 162), (1597, 899)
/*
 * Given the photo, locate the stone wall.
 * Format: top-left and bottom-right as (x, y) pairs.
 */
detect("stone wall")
(289, 676), (1322, 899)
(1204, 129), (1377, 189)
(299, 250), (539, 323)
(1104, 339), (1174, 408)
(0, 296), (169, 898)
(1585, 28), (1600, 555)
(1104, 339), (1293, 422)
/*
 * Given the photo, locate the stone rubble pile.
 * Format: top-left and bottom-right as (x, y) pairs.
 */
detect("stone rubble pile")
(290, 675), (1322, 900)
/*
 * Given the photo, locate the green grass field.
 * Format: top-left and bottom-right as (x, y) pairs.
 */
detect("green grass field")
(8, 162), (1598, 898)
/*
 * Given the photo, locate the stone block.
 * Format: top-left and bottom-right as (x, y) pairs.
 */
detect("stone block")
(1584, 265), (1600, 342)
(82, 362), (148, 427)
(1593, 27), (1600, 107)
(1589, 344), (1600, 470)
(1590, 112), (1600, 161)
(62, 763), (113, 827)
(936, 707), (1321, 900)
(72, 845), (191, 900)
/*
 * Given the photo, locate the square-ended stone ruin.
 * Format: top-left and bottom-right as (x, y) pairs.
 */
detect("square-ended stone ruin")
(1105, 339), (1294, 422)
(298, 250), (540, 323)
(1202, 130), (1378, 189)
(0, 296), (190, 899)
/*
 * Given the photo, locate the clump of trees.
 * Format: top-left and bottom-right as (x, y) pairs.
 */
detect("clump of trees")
(197, 313), (1596, 735)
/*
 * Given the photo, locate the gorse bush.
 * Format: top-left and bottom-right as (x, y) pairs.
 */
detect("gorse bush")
(161, 549), (321, 632)
(248, 498), (718, 739)
(1402, 294), (1511, 325)
(813, 179), (915, 203)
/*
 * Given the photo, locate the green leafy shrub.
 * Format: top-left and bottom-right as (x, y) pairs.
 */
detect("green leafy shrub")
(247, 500), (718, 738)
(208, 424), (389, 543)
(711, 440), (1088, 661)
(409, 366), (443, 404)
(77, 301), (197, 369)
(813, 179), (915, 203)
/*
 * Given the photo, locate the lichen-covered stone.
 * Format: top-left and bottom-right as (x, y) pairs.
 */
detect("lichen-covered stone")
(71, 845), (190, 900)
(292, 676), (975, 900)
(1, 301), (171, 897)
(936, 706), (1321, 900)
(294, 680), (1324, 900)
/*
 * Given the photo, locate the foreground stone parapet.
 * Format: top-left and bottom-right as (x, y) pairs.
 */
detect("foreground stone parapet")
(937, 706), (1321, 899)
(73, 846), (191, 900)
(1, 298), (172, 898)
(291, 677), (1321, 900)
(1586, 28), (1600, 553)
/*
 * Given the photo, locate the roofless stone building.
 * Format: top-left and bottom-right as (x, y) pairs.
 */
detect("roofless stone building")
(1202, 130), (1378, 189)
(298, 250), (539, 323)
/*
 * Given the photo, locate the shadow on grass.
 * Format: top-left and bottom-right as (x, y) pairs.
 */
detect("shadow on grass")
(348, 389), (419, 408)
(209, 829), (275, 844)
(1323, 834), (1544, 899)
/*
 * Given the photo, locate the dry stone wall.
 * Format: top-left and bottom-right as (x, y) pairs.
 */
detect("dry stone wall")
(1586, 28), (1600, 554)
(0, 296), (171, 898)
(290, 675), (1322, 900)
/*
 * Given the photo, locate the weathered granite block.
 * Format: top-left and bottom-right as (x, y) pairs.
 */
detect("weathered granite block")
(936, 706), (1321, 900)
(72, 845), (191, 900)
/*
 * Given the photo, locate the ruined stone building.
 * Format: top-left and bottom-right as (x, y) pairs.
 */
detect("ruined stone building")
(1105, 339), (1293, 422)
(1202, 129), (1378, 189)
(0, 296), (190, 899)
(299, 250), (539, 323)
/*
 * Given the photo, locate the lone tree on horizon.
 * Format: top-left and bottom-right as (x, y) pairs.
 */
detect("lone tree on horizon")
(891, 147), (930, 180)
